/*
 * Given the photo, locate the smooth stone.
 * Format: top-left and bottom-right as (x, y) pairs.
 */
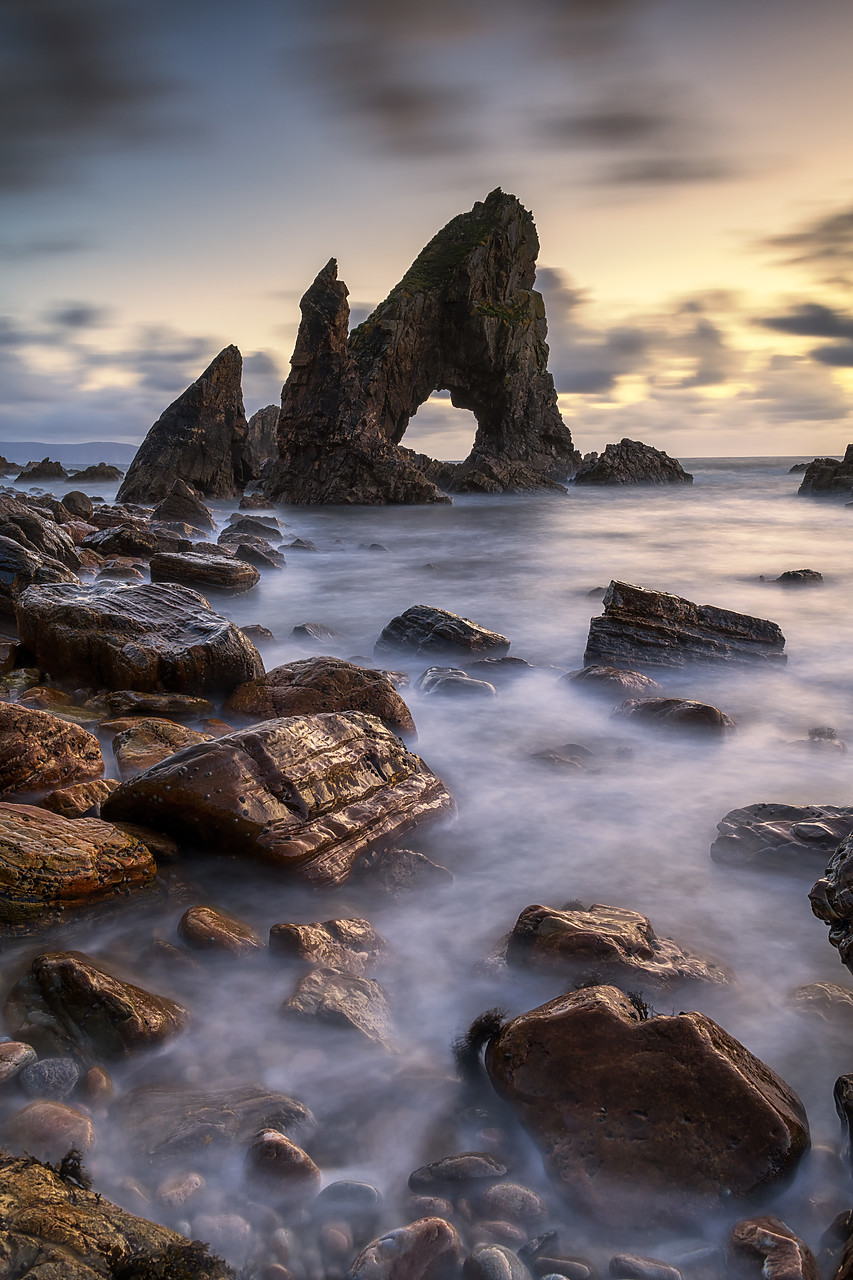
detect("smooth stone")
(18, 1055), (81, 1100)
(464, 1243), (532, 1280)
(179, 904), (264, 956)
(0, 1041), (37, 1084)
(477, 1183), (547, 1225)
(269, 918), (385, 974)
(376, 605), (510, 658)
(613, 697), (735, 736)
(150, 550), (261, 595)
(313, 1180), (382, 1222)
(156, 1171), (207, 1208)
(729, 1215), (819, 1280)
(609, 1254), (682, 1280)
(245, 1129), (322, 1202)
(712, 803), (853, 868)
(347, 1217), (462, 1280)
(191, 1213), (252, 1258)
(62, 491), (95, 520)
(409, 1153), (510, 1191)
(563, 665), (664, 697)
(282, 968), (392, 1046)
(4, 1101), (94, 1160)
(417, 667), (497, 698)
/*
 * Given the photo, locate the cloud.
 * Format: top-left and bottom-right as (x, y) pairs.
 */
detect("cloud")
(599, 155), (737, 186)
(48, 302), (110, 329)
(811, 343), (853, 367)
(0, 235), (92, 259)
(762, 202), (853, 285)
(758, 302), (853, 339)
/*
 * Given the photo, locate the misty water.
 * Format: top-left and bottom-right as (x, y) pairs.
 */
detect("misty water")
(5, 456), (853, 1272)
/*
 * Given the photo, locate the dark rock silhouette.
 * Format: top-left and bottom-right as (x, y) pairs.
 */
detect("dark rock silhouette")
(244, 404), (281, 481)
(264, 190), (577, 503)
(798, 445), (853, 496)
(118, 346), (250, 503)
(262, 261), (448, 505)
(574, 438), (692, 485)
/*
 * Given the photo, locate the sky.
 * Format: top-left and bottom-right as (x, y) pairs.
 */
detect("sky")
(2, 0), (853, 459)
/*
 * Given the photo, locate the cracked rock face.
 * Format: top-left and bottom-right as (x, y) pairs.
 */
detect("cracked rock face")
(574, 438), (693, 486)
(264, 190), (577, 503)
(118, 345), (251, 503)
(798, 444), (853, 497)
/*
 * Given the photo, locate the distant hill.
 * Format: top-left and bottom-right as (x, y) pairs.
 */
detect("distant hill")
(0, 441), (139, 467)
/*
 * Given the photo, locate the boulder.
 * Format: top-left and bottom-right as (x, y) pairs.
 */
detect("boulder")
(99, 689), (215, 718)
(464, 1243), (532, 1280)
(61, 490), (95, 519)
(113, 718), (215, 776)
(150, 550), (260, 594)
(774, 568), (823, 586)
(375, 605), (510, 658)
(352, 845), (454, 894)
(223, 514), (284, 540)
(269, 917), (385, 973)
(151, 479), (216, 531)
(711, 803), (853, 868)
(282, 967), (392, 1045)
(231, 539), (284, 571)
(15, 582), (263, 695)
(417, 667), (497, 698)
(224, 656), (415, 735)
(40, 777), (119, 818)
(4, 1103), (93, 1161)
(788, 982), (853, 1026)
(5, 950), (189, 1057)
(563, 665), (664, 697)
(585, 581), (787, 669)
(347, 1217), (462, 1280)
(0, 1041), (37, 1083)
(484, 985), (810, 1224)
(573, 439), (692, 485)
(245, 1129), (321, 1201)
(0, 508), (81, 569)
(798, 445), (853, 497)
(262, 260), (449, 506)
(409, 1153), (510, 1191)
(71, 461), (124, 482)
(102, 711), (455, 888)
(0, 533), (79, 618)
(118, 345), (252, 503)
(504, 903), (728, 986)
(81, 522), (160, 558)
(114, 1083), (313, 1165)
(613, 697), (735, 736)
(15, 457), (68, 482)
(729, 1216), (820, 1280)
(0, 1154), (234, 1280)
(0, 702), (104, 797)
(810, 834), (853, 972)
(178, 904), (264, 955)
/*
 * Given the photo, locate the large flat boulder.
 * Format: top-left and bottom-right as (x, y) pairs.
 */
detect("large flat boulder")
(0, 702), (104, 797)
(712, 803), (853, 868)
(0, 803), (156, 930)
(375, 605), (510, 658)
(5, 950), (189, 1058)
(574, 438), (693, 485)
(485, 985), (809, 1225)
(584, 581), (786, 669)
(0, 1154), (234, 1280)
(150, 550), (261, 594)
(224, 656), (415, 736)
(14, 582), (263, 695)
(102, 711), (455, 887)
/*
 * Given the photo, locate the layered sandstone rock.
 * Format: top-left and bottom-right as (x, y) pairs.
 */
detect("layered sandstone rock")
(269, 917), (385, 974)
(0, 803), (155, 929)
(15, 582), (263, 694)
(485, 985), (809, 1224)
(112, 718), (215, 777)
(224, 656), (415, 736)
(102, 711), (455, 888)
(150, 550), (261, 594)
(585, 581), (787, 669)
(574, 438), (692, 485)
(118, 345), (251, 503)
(0, 702), (104, 797)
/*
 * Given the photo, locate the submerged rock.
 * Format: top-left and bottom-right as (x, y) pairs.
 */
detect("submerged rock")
(613, 697), (735, 737)
(72, 460), (124, 482)
(178, 904), (264, 955)
(15, 582), (263, 695)
(574, 439), (692, 486)
(0, 701), (104, 797)
(118, 345), (251, 503)
(417, 667), (497, 698)
(269, 917), (385, 973)
(102, 711), (455, 888)
(245, 1129), (322, 1201)
(282, 967), (392, 1045)
(798, 445), (853, 497)
(375, 604), (510, 658)
(347, 1217), (462, 1280)
(564, 665), (664, 697)
(15, 457), (68, 482)
(0, 802), (155, 929)
(4, 1104), (94, 1161)
(484, 985), (809, 1225)
(225, 656), (415, 736)
(5, 949), (188, 1057)
(729, 1215), (820, 1280)
(711, 803), (853, 868)
(585, 581), (787, 669)
(774, 568), (823, 586)
(0, 1154), (234, 1279)
(504, 903), (728, 986)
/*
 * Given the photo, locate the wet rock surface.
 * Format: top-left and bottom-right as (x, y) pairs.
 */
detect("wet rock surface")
(5, 950), (189, 1057)
(269, 917), (385, 973)
(225, 655), (415, 736)
(0, 802), (156, 929)
(585, 581), (787, 669)
(118, 345), (252, 503)
(613, 697), (735, 736)
(15, 581), (263, 694)
(797, 445), (853, 497)
(150, 550), (261, 594)
(564, 665), (664, 697)
(417, 667), (498, 699)
(810, 834), (853, 972)
(0, 1154), (234, 1279)
(179, 904), (264, 955)
(282, 967), (392, 1046)
(347, 1216), (462, 1280)
(0, 700), (104, 796)
(0, 532), (80, 617)
(151, 479), (217, 531)
(574, 439), (692, 486)
(102, 711), (455, 888)
(773, 568), (823, 585)
(485, 984), (809, 1224)
(504, 903), (729, 986)
(375, 605), (510, 658)
(711, 803), (853, 868)
(729, 1215), (820, 1280)
(112, 717), (215, 776)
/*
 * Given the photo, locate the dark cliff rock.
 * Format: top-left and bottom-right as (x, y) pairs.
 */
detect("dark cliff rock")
(15, 458), (69, 483)
(574, 438), (693, 485)
(262, 260), (448, 505)
(264, 191), (577, 503)
(798, 445), (853, 496)
(117, 345), (251, 503)
(810, 834), (853, 973)
(585, 580), (787, 669)
(244, 403), (281, 481)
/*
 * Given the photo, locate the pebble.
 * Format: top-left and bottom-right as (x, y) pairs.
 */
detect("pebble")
(0, 1041), (37, 1085)
(192, 1213), (253, 1257)
(408, 1152), (510, 1191)
(157, 1171), (207, 1208)
(18, 1056), (81, 1101)
(4, 1100), (94, 1160)
(478, 1183), (547, 1225)
(609, 1256), (683, 1280)
(245, 1128), (322, 1202)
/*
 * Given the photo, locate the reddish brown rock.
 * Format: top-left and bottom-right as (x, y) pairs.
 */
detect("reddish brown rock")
(729, 1215), (820, 1280)
(563, 665), (664, 697)
(113, 718), (215, 777)
(179, 904), (264, 956)
(39, 777), (119, 817)
(269, 917), (385, 973)
(150, 551), (261, 595)
(347, 1217), (462, 1280)
(282, 967), (391, 1045)
(0, 803), (156, 929)
(245, 1129), (322, 1202)
(15, 582), (263, 695)
(614, 697), (735, 736)
(102, 711), (455, 888)
(485, 985), (809, 1225)
(0, 701), (104, 797)
(224, 656), (415, 736)
(0, 1041), (37, 1084)
(151, 479), (216, 531)
(101, 689), (216, 718)
(5, 950), (189, 1058)
(4, 1101), (94, 1160)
